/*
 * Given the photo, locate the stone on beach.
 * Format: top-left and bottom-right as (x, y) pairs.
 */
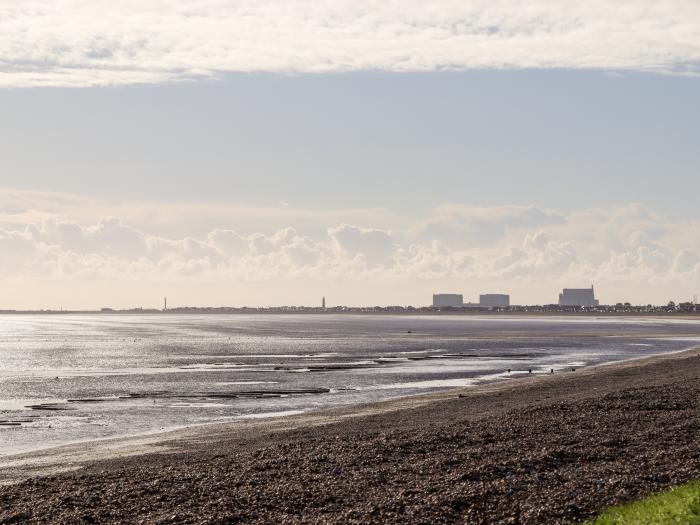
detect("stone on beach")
(1, 350), (699, 524)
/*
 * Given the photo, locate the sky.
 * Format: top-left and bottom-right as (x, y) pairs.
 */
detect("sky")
(1, 1), (700, 309)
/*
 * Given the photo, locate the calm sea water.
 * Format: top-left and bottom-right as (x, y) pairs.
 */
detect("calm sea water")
(1, 314), (699, 455)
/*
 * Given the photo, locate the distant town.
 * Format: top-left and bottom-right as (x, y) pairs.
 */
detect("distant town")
(1, 286), (699, 315)
(428, 286), (697, 313)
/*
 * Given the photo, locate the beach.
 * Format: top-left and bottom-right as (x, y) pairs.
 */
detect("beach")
(6, 313), (696, 457)
(1, 348), (699, 523)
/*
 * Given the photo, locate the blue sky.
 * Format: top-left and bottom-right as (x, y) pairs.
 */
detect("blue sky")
(1, 2), (700, 309)
(3, 70), (699, 214)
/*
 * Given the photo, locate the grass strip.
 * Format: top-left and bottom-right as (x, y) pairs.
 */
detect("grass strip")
(589, 482), (700, 524)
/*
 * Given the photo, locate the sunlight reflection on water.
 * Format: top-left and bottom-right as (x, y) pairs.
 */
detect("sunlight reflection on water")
(1, 313), (699, 455)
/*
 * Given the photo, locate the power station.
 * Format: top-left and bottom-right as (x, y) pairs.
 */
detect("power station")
(558, 286), (599, 307)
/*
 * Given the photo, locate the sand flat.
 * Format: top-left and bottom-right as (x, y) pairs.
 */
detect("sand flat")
(1, 348), (695, 480)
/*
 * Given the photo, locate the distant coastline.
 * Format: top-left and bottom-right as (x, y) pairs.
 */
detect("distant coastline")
(0, 306), (698, 316)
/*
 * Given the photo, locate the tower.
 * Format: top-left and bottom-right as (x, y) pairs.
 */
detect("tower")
(322, 296), (326, 309)
(164, 297), (167, 311)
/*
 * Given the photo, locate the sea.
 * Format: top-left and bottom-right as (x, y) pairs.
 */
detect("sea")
(1, 313), (699, 456)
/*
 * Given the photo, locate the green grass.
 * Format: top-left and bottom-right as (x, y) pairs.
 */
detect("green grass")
(588, 482), (700, 524)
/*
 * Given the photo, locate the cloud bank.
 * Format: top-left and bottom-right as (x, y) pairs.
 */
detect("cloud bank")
(1, 1), (699, 87)
(1, 189), (699, 308)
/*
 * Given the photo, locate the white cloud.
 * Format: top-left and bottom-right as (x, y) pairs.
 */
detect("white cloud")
(488, 231), (577, 279)
(672, 249), (700, 274)
(329, 224), (396, 267)
(207, 229), (248, 257)
(1, 188), (700, 307)
(29, 218), (149, 258)
(420, 204), (565, 246)
(0, 229), (37, 269)
(0, 1), (699, 87)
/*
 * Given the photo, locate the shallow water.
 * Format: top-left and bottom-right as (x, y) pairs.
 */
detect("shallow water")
(1, 313), (699, 455)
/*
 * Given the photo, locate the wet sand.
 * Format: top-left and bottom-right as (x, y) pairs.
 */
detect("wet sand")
(1, 348), (700, 524)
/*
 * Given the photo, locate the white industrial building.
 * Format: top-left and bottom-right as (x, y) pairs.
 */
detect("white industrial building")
(432, 294), (464, 308)
(479, 294), (510, 307)
(558, 286), (599, 307)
